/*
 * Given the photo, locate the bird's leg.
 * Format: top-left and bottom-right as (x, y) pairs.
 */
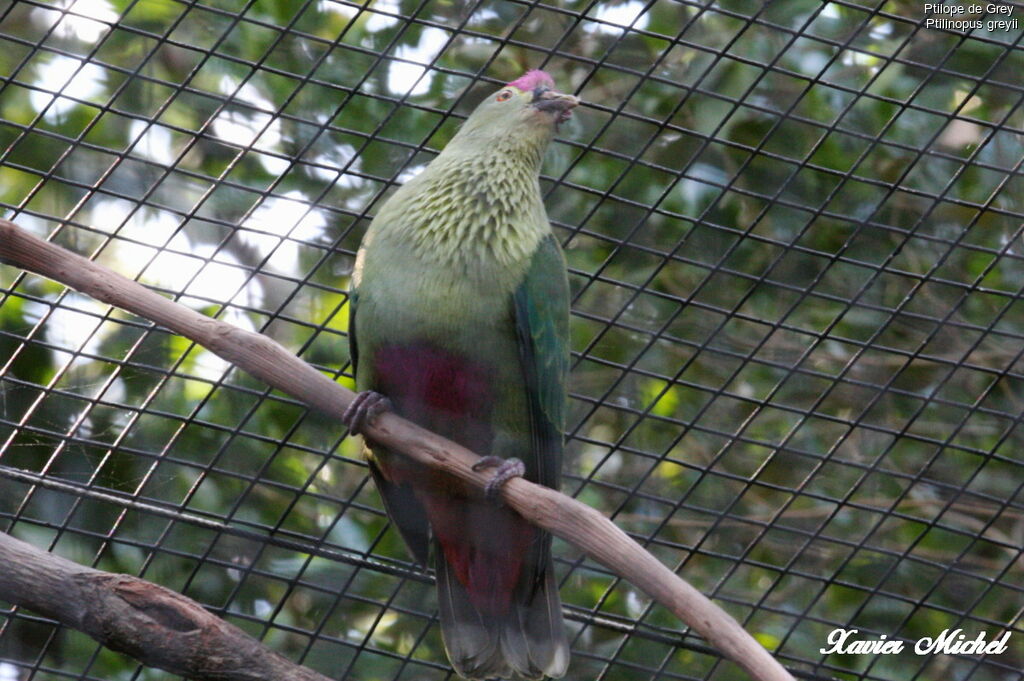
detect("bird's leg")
(342, 391), (392, 435)
(472, 456), (526, 501)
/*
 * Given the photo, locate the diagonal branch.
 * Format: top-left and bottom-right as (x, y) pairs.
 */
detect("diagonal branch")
(0, 530), (333, 681)
(0, 218), (795, 681)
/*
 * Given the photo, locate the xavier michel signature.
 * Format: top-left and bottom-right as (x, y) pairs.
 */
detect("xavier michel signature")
(820, 628), (1013, 656)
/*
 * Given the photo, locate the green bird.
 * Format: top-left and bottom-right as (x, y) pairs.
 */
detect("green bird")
(343, 70), (577, 680)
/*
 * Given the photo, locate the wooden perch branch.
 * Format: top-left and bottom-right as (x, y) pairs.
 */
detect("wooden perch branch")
(0, 219), (795, 681)
(0, 531), (333, 681)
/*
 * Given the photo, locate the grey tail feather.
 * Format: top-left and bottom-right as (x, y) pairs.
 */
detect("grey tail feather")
(436, 541), (569, 680)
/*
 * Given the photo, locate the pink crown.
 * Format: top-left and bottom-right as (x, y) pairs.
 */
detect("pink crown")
(506, 69), (555, 92)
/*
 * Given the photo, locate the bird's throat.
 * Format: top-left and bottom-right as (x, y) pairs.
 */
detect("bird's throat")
(402, 151), (548, 268)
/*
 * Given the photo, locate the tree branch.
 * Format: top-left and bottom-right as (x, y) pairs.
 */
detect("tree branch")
(0, 531), (334, 681)
(0, 219), (795, 681)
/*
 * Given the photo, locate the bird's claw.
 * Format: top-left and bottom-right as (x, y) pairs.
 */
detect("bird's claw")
(472, 456), (526, 501)
(343, 390), (392, 435)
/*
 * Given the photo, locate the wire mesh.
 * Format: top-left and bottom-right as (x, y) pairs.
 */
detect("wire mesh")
(0, 0), (1022, 680)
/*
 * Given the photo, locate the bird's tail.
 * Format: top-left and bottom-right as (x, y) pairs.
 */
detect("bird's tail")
(436, 539), (569, 680)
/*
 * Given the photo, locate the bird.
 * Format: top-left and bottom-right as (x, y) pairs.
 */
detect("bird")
(342, 69), (577, 680)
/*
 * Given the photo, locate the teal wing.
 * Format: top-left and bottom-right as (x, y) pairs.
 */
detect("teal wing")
(513, 234), (570, 490)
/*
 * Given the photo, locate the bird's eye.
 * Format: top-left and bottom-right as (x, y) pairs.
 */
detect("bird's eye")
(496, 90), (513, 102)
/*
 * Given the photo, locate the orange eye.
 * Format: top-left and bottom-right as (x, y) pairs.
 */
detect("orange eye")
(496, 90), (513, 102)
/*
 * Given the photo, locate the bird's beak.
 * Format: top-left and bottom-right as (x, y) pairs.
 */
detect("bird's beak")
(531, 86), (580, 125)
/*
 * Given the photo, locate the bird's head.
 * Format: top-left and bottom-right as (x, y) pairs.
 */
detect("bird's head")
(451, 70), (579, 155)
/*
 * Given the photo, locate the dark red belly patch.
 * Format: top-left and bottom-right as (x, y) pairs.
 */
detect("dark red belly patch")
(370, 342), (536, 615)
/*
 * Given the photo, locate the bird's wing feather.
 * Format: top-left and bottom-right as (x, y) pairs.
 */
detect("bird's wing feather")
(513, 233), (570, 490)
(506, 233), (571, 677)
(348, 289), (360, 371)
(348, 287), (431, 564)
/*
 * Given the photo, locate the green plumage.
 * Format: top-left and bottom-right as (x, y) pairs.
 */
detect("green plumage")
(348, 71), (576, 680)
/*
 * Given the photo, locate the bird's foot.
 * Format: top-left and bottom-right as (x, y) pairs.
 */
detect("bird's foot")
(342, 391), (392, 435)
(472, 456), (526, 501)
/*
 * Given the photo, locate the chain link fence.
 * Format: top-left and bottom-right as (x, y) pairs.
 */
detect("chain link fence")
(1, 0), (1022, 679)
